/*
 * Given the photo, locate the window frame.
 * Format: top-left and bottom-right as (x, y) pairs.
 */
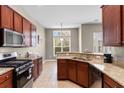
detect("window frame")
(53, 30), (71, 56)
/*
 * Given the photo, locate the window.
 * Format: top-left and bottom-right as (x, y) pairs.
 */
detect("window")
(53, 30), (71, 56)
(93, 32), (111, 53)
(93, 32), (103, 53)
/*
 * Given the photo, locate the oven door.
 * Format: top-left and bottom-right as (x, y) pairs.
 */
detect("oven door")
(16, 68), (33, 88)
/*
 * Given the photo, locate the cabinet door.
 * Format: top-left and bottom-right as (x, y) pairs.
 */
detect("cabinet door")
(0, 79), (13, 88)
(14, 12), (23, 33)
(103, 82), (111, 88)
(77, 62), (89, 87)
(57, 59), (68, 80)
(33, 60), (38, 81)
(103, 74), (123, 88)
(102, 5), (121, 46)
(68, 60), (77, 82)
(1, 5), (14, 29)
(122, 6), (124, 44)
(38, 58), (42, 75)
(89, 65), (95, 87)
(31, 24), (37, 47)
(23, 19), (31, 46)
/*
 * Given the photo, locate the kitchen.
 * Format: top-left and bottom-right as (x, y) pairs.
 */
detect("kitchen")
(0, 4), (124, 89)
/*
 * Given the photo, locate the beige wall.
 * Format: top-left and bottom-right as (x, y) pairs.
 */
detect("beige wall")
(0, 6), (46, 60)
(81, 23), (102, 52)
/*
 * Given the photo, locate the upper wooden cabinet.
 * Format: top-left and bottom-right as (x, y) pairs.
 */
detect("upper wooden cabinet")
(31, 24), (37, 47)
(23, 19), (31, 46)
(102, 5), (121, 46)
(122, 6), (124, 44)
(0, 5), (14, 30)
(14, 12), (23, 33)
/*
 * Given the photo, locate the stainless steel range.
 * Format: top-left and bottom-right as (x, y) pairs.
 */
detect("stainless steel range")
(0, 52), (34, 88)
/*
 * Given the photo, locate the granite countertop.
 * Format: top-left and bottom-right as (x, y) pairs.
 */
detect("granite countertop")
(17, 56), (42, 60)
(0, 68), (14, 75)
(57, 56), (124, 87)
(57, 52), (104, 56)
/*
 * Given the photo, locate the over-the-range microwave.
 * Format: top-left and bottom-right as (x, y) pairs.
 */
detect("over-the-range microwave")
(0, 28), (25, 47)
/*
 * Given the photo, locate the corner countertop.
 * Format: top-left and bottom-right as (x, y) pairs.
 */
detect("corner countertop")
(0, 68), (14, 75)
(57, 56), (124, 87)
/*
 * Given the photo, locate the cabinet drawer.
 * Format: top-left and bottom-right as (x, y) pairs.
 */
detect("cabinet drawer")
(103, 74), (123, 88)
(0, 71), (13, 84)
(0, 78), (13, 88)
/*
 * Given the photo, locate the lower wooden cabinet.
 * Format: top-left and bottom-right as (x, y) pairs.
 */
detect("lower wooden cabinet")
(77, 62), (89, 87)
(68, 60), (77, 82)
(33, 57), (43, 81)
(57, 59), (68, 80)
(0, 70), (13, 88)
(57, 59), (104, 88)
(38, 58), (43, 76)
(0, 78), (13, 88)
(102, 74), (123, 88)
(57, 59), (124, 88)
(57, 59), (91, 87)
(33, 59), (38, 80)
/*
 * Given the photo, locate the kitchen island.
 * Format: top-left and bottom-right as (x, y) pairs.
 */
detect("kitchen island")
(57, 55), (124, 88)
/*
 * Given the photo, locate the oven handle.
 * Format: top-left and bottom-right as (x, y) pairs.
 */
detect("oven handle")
(17, 64), (34, 75)
(27, 74), (32, 80)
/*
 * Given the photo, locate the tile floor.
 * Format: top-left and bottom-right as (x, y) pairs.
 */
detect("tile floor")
(33, 61), (101, 88)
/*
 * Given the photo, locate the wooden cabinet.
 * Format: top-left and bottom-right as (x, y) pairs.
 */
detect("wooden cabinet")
(68, 60), (77, 83)
(122, 6), (124, 44)
(102, 5), (121, 46)
(31, 24), (37, 47)
(77, 62), (89, 87)
(33, 59), (39, 80)
(0, 5), (14, 30)
(0, 70), (13, 88)
(38, 57), (43, 76)
(14, 12), (23, 33)
(57, 59), (68, 80)
(89, 65), (102, 87)
(23, 19), (31, 46)
(0, 5), (37, 47)
(89, 65), (95, 86)
(102, 74), (123, 88)
(33, 58), (43, 81)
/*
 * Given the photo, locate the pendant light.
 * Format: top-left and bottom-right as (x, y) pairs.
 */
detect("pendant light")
(60, 23), (64, 41)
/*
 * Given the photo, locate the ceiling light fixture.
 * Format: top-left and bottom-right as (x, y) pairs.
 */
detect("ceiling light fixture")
(60, 23), (64, 41)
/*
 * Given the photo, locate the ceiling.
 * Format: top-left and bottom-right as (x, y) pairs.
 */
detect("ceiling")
(12, 5), (102, 28)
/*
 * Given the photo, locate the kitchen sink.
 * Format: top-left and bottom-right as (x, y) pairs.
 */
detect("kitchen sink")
(72, 57), (91, 61)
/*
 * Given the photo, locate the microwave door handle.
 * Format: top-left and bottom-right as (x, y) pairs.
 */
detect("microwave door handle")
(22, 35), (25, 45)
